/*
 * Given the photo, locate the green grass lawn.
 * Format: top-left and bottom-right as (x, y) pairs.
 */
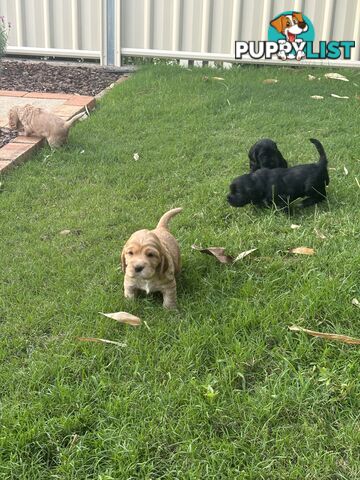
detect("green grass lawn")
(0, 64), (360, 479)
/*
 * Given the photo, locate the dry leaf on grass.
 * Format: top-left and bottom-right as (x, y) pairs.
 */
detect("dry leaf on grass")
(100, 311), (141, 326)
(291, 224), (301, 229)
(314, 229), (326, 240)
(191, 244), (234, 264)
(331, 94), (349, 99)
(192, 245), (257, 264)
(289, 325), (360, 345)
(289, 247), (315, 255)
(263, 79), (278, 84)
(234, 248), (258, 262)
(324, 72), (349, 82)
(203, 76), (225, 82)
(308, 74), (316, 80)
(356, 177), (360, 189)
(78, 337), (127, 347)
(133, 152), (139, 161)
(343, 166), (349, 175)
(59, 229), (81, 236)
(310, 95), (324, 99)
(352, 298), (360, 308)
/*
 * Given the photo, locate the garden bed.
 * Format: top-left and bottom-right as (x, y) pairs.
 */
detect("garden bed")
(0, 126), (17, 148)
(0, 59), (127, 96)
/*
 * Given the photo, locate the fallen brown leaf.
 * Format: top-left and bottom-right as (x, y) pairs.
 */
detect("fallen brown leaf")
(355, 177), (360, 188)
(234, 248), (258, 262)
(191, 244), (233, 264)
(352, 298), (360, 308)
(308, 74), (316, 80)
(59, 229), (81, 236)
(263, 79), (278, 84)
(289, 325), (360, 345)
(310, 95), (324, 99)
(100, 311), (141, 326)
(78, 337), (127, 347)
(343, 166), (349, 175)
(212, 76), (225, 81)
(324, 72), (349, 82)
(289, 247), (315, 255)
(291, 224), (301, 229)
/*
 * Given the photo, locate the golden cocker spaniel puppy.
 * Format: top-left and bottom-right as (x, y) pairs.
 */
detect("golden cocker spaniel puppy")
(8, 104), (85, 148)
(121, 208), (182, 309)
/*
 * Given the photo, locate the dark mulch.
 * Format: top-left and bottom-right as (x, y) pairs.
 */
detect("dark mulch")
(0, 60), (126, 96)
(0, 127), (18, 149)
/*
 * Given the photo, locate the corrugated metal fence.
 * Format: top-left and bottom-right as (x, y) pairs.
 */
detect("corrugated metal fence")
(0, 0), (359, 67)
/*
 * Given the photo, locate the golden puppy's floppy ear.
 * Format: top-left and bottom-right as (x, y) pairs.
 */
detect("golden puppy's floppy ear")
(270, 15), (286, 34)
(158, 248), (170, 276)
(120, 247), (127, 273)
(8, 107), (19, 130)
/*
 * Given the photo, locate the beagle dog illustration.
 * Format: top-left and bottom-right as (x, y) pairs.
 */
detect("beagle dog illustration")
(270, 12), (308, 60)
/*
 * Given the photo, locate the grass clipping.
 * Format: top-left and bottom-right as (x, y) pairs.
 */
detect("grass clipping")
(289, 325), (360, 345)
(78, 337), (127, 347)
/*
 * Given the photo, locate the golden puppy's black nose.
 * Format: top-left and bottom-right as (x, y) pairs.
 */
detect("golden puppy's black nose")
(135, 265), (144, 273)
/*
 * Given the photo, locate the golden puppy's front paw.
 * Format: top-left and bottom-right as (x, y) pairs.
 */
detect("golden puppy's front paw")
(163, 301), (177, 310)
(162, 289), (177, 309)
(124, 286), (137, 299)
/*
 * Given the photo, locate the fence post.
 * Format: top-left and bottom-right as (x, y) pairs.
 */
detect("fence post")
(100, 0), (121, 66)
(352, 0), (360, 61)
(115, 0), (121, 66)
(71, 0), (79, 50)
(43, 0), (51, 48)
(100, 0), (107, 65)
(15, 0), (24, 47)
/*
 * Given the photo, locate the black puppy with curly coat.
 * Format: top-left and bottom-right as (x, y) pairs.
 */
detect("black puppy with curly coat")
(228, 139), (329, 211)
(248, 138), (288, 172)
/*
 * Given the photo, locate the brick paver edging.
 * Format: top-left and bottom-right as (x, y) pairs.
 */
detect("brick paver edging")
(0, 91), (96, 174)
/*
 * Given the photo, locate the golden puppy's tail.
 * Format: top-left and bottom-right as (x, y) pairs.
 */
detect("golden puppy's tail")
(156, 208), (183, 230)
(64, 111), (87, 130)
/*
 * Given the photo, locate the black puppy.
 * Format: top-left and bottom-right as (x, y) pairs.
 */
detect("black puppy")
(228, 139), (329, 211)
(248, 138), (288, 172)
